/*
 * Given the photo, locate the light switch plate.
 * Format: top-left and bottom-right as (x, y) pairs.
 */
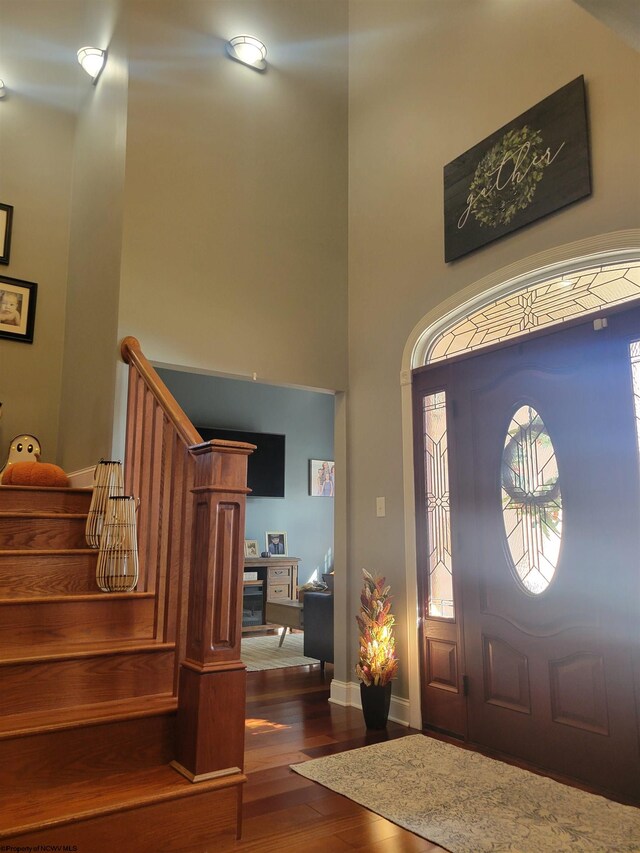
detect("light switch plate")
(376, 496), (386, 517)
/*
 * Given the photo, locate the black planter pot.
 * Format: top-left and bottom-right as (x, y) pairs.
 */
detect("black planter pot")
(360, 682), (392, 729)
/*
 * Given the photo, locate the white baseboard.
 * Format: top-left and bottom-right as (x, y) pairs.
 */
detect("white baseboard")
(328, 679), (351, 707)
(329, 679), (410, 727)
(67, 466), (94, 488)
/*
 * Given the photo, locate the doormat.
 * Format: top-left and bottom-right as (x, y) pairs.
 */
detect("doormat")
(241, 633), (319, 671)
(290, 734), (640, 852)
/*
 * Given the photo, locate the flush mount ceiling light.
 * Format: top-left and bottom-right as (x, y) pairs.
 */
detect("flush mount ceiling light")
(77, 46), (107, 83)
(225, 35), (267, 72)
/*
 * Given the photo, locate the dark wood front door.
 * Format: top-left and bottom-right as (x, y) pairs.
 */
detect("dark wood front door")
(413, 307), (640, 802)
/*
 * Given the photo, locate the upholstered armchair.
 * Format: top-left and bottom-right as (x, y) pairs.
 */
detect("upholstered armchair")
(303, 591), (334, 671)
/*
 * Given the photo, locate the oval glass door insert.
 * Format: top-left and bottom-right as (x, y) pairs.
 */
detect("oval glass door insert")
(501, 405), (562, 594)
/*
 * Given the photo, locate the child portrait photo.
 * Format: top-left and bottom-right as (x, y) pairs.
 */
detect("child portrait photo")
(310, 459), (335, 496)
(266, 532), (287, 556)
(0, 276), (37, 343)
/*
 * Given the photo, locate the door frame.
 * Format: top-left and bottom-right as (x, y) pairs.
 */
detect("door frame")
(400, 231), (640, 731)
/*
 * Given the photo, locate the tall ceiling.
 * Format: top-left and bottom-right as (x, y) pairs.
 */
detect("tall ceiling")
(0, 0), (89, 113)
(572, 0), (640, 51)
(0, 0), (637, 117)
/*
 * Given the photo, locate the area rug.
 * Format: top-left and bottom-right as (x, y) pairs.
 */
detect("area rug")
(291, 734), (640, 852)
(241, 632), (319, 671)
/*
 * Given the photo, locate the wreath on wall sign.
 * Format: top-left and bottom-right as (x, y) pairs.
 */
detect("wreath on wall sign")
(469, 125), (546, 228)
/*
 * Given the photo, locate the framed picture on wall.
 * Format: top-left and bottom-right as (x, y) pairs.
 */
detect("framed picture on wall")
(244, 539), (259, 558)
(310, 459), (334, 496)
(266, 531), (287, 556)
(0, 275), (37, 344)
(0, 203), (13, 265)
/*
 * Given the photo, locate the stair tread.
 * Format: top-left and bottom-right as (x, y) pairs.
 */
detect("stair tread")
(0, 547), (96, 555)
(0, 487), (92, 514)
(0, 693), (177, 739)
(0, 511), (88, 518)
(0, 638), (175, 666)
(0, 764), (246, 838)
(0, 591), (154, 604)
(0, 485), (92, 494)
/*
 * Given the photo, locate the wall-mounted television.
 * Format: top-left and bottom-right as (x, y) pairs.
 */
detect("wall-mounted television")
(196, 426), (286, 498)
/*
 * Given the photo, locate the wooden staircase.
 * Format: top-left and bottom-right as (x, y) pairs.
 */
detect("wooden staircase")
(0, 340), (252, 851)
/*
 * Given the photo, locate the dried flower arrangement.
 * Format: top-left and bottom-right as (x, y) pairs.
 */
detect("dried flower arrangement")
(355, 568), (399, 687)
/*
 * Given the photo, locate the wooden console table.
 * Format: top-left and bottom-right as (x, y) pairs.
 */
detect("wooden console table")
(242, 557), (299, 633)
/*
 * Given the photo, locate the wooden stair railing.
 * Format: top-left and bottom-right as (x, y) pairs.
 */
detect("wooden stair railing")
(120, 336), (253, 785)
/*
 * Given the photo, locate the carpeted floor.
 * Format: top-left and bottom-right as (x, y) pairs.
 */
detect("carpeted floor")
(241, 632), (320, 671)
(291, 734), (640, 853)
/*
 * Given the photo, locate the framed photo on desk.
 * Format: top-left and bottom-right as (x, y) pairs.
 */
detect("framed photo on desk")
(265, 531), (287, 556)
(244, 539), (259, 558)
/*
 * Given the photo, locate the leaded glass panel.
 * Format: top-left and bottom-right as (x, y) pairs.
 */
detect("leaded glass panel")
(423, 391), (454, 618)
(429, 261), (640, 363)
(630, 341), (640, 457)
(502, 406), (562, 595)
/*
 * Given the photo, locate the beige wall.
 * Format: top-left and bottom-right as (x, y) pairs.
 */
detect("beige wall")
(0, 3), (81, 465)
(2, 0), (348, 472)
(3, 0), (639, 712)
(117, 0), (349, 393)
(59, 1), (128, 472)
(347, 0), (640, 699)
(0, 0), (126, 472)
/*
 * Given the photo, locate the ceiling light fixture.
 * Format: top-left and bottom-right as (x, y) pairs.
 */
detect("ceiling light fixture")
(0, 81), (6, 99)
(77, 46), (107, 83)
(225, 35), (267, 72)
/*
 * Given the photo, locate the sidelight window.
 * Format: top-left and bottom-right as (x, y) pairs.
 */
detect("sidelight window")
(423, 391), (454, 618)
(630, 341), (640, 457)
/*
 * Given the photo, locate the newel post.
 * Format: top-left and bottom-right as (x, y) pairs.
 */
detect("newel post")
(170, 439), (253, 782)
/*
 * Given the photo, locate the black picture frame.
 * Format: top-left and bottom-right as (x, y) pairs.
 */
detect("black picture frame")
(0, 275), (37, 344)
(444, 77), (591, 262)
(0, 203), (13, 265)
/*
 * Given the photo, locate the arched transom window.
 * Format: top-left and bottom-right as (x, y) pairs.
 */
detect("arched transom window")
(427, 260), (640, 364)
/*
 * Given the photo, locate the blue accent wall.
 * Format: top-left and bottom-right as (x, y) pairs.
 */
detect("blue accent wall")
(157, 368), (335, 585)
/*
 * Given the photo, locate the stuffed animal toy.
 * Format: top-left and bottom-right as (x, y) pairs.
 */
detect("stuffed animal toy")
(2, 461), (69, 487)
(0, 433), (69, 487)
(0, 433), (42, 476)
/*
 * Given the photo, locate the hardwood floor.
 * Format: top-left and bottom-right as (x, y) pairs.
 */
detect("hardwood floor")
(226, 664), (445, 852)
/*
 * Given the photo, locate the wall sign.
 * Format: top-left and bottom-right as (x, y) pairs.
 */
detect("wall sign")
(444, 77), (591, 263)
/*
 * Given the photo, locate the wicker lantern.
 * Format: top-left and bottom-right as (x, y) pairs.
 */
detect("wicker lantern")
(96, 495), (139, 593)
(85, 460), (124, 548)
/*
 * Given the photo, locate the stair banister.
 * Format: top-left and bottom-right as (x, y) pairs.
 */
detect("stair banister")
(120, 336), (253, 784)
(120, 336), (202, 447)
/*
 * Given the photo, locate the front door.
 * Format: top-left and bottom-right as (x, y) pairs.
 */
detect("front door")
(413, 306), (640, 801)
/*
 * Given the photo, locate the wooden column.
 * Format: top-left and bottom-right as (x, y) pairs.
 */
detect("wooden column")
(171, 439), (254, 783)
